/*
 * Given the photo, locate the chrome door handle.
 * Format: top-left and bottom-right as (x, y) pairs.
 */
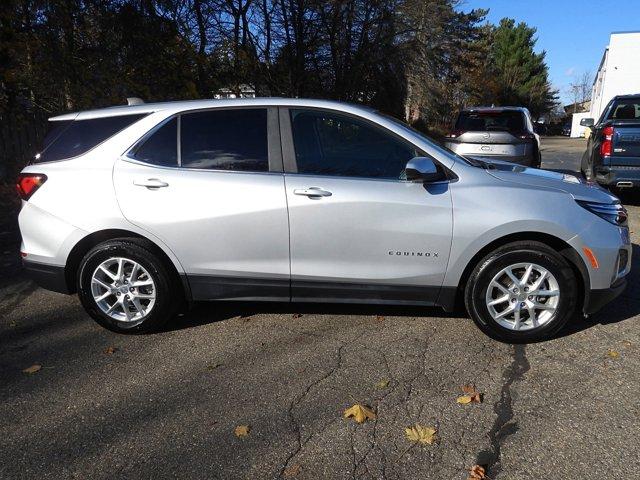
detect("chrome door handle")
(293, 187), (332, 197)
(133, 178), (169, 189)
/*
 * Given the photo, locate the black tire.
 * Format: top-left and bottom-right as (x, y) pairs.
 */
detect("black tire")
(532, 147), (542, 169)
(464, 241), (577, 343)
(581, 152), (594, 182)
(77, 238), (179, 333)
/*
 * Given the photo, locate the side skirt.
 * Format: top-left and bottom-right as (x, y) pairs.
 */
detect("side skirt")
(186, 274), (445, 307)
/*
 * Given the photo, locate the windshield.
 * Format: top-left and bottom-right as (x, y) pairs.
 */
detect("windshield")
(455, 110), (525, 132)
(380, 113), (483, 167)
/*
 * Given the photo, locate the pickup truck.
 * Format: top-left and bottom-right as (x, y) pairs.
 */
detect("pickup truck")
(580, 94), (640, 188)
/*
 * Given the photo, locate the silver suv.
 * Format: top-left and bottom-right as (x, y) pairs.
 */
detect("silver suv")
(17, 98), (630, 342)
(445, 107), (541, 167)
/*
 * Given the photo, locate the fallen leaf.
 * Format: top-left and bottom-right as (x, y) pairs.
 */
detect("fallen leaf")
(607, 349), (620, 358)
(104, 346), (117, 355)
(234, 425), (250, 437)
(375, 379), (390, 389)
(23, 364), (41, 374)
(404, 424), (437, 445)
(461, 384), (476, 394)
(292, 313), (302, 319)
(375, 315), (385, 322)
(343, 403), (376, 424)
(622, 340), (632, 348)
(468, 464), (487, 480)
(458, 385), (482, 404)
(206, 363), (222, 371)
(283, 464), (302, 477)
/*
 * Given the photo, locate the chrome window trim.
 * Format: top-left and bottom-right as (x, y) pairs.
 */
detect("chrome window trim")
(119, 155), (284, 176)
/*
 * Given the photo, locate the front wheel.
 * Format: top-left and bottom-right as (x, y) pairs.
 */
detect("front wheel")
(77, 239), (179, 333)
(465, 241), (577, 343)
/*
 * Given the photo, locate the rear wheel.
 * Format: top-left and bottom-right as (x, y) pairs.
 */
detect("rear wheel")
(581, 152), (594, 181)
(465, 241), (577, 343)
(77, 239), (179, 333)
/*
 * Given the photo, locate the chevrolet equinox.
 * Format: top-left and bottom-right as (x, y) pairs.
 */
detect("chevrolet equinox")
(17, 98), (631, 342)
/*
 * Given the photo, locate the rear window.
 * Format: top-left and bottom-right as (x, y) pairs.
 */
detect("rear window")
(455, 110), (525, 133)
(35, 114), (147, 163)
(607, 100), (640, 120)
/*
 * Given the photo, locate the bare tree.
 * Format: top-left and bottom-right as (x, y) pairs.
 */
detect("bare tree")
(568, 70), (592, 112)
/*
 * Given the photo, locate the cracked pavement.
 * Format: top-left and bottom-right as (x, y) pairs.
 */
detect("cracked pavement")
(1, 137), (640, 479)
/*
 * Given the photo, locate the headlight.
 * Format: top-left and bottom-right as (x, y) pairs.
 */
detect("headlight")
(576, 200), (628, 226)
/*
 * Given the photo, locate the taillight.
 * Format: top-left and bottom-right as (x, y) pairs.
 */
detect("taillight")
(600, 125), (614, 157)
(16, 173), (47, 200)
(446, 130), (464, 138)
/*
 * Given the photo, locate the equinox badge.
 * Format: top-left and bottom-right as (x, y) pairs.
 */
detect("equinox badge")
(389, 251), (438, 258)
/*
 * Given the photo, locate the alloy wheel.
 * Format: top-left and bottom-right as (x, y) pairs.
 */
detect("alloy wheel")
(485, 262), (560, 331)
(90, 257), (156, 324)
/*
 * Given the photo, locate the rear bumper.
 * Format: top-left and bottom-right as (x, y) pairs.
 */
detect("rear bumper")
(584, 277), (627, 315)
(445, 141), (536, 166)
(22, 260), (71, 294)
(595, 163), (640, 187)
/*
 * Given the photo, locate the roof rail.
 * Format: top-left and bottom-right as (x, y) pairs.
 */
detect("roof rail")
(126, 97), (145, 106)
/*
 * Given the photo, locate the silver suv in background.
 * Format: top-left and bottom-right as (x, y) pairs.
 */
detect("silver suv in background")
(17, 98), (629, 343)
(445, 107), (541, 167)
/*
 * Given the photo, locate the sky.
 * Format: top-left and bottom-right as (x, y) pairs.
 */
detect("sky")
(459, 0), (640, 104)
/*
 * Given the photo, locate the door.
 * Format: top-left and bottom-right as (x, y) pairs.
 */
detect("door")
(281, 107), (453, 304)
(113, 107), (290, 301)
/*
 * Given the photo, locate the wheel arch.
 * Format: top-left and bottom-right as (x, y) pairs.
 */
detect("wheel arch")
(438, 231), (589, 313)
(64, 229), (190, 302)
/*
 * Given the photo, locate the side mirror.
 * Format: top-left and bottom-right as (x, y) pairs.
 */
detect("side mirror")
(405, 157), (444, 183)
(580, 118), (594, 127)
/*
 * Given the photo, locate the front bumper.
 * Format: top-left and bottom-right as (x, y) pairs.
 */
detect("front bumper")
(584, 277), (627, 315)
(22, 259), (71, 294)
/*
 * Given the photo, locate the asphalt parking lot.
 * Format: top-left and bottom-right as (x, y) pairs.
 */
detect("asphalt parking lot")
(2, 136), (639, 479)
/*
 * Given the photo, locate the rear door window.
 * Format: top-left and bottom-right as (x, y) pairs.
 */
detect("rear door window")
(455, 111), (525, 133)
(129, 118), (178, 167)
(180, 109), (268, 171)
(35, 114), (147, 163)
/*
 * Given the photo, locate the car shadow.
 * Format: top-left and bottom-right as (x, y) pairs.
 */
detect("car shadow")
(614, 188), (640, 207)
(162, 299), (463, 333)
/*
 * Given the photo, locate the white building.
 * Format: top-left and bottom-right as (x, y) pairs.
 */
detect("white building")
(589, 31), (640, 122)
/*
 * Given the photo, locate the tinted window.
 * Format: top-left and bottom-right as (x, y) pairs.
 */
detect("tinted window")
(130, 118), (177, 167)
(608, 100), (640, 120)
(455, 110), (525, 133)
(180, 109), (268, 171)
(289, 109), (418, 179)
(35, 114), (147, 163)
(40, 120), (72, 151)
